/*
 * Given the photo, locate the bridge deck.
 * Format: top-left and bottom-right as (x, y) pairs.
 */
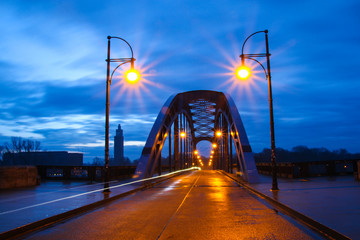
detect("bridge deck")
(24, 170), (318, 239)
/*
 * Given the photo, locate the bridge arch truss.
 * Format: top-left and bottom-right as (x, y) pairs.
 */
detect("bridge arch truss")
(134, 90), (259, 183)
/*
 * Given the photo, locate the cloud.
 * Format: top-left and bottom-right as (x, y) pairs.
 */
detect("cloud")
(0, 114), (100, 140)
(111, 115), (156, 126)
(1, 0), (360, 161)
(124, 141), (146, 147)
(65, 140), (105, 148)
(0, 128), (45, 140)
(0, 2), (103, 86)
(278, 117), (305, 123)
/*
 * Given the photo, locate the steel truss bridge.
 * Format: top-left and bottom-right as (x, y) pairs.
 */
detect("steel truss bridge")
(135, 90), (259, 183)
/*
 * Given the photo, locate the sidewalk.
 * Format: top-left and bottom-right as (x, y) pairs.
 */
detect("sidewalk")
(246, 175), (360, 239)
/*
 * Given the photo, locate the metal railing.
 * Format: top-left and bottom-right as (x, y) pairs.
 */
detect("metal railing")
(256, 159), (359, 178)
(36, 165), (137, 181)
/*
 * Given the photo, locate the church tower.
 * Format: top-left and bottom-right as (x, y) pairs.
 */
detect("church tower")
(114, 124), (124, 164)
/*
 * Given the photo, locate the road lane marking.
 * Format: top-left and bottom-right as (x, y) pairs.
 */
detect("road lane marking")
(0, 167), (200, 216)
(156, 171), (202, 240)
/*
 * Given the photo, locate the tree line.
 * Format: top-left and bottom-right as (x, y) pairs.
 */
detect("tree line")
(0, 137), (42, 164)
(1, 137), (41, 154)
(254, 145), (360, 163)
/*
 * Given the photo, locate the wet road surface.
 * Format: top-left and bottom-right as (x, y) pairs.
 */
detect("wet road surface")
(248, 174), (360, 239)
(0, 179), (138, 233)
(24, 170), (320, 240)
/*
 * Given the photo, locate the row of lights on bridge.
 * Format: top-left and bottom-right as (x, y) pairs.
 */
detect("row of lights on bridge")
(179, 130), (223, 138)
(194, 147), (216, 167)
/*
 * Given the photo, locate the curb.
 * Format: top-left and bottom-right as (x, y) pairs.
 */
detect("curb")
(219, 171), (351, 240)
(0, 171), (186, 240)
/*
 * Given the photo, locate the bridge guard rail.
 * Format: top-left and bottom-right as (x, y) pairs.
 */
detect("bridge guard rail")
(37, 165), (137, 181)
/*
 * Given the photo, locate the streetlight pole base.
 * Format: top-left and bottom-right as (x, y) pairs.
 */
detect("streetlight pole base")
(103, 183), (111, 193)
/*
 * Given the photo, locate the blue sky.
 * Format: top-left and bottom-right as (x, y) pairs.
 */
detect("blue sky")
(1, 0), (359, 163)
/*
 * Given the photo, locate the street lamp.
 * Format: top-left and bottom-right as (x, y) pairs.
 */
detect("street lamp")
(236, 66), (251, 80)
(104, 36), (139, 192)
(239, 29), (279, 191)
(124, 68), (140, 84)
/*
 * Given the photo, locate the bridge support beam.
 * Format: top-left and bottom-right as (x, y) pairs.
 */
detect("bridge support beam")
(174, 116), (179, 171)
(134, 90), (259, 183)
(169, 129), (172, 173)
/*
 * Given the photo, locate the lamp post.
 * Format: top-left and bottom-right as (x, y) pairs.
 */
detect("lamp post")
(239, 30), (279, 191)
(104, 36), (138, 192)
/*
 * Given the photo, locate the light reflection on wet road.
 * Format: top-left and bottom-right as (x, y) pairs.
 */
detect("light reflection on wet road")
(0, 179), (137, 233)
(249, 174), (360, 239)
(24, 170), (320, 240)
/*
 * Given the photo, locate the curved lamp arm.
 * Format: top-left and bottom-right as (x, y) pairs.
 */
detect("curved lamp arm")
(106, 36), (136, 69)
(240, 30), (268, 65)
(241, 30), (267, 56)
(109, 61), (130, 85)
(244, 57), (268, 80)
(108, 36), (134, 59)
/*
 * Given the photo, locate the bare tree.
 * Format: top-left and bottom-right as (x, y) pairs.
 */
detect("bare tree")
(0, 145), (4, 162)
(35, 141), (41, 152)
(3, 137), (41, 153)
(92, 157), (104, 166)
(4, 142), (13, 153)
(11, 137), (23, 153)
(24, 139), (34, 152)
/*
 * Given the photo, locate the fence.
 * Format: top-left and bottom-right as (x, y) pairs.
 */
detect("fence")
(37, 165), (137, 181)
(256, 159), (359, 179)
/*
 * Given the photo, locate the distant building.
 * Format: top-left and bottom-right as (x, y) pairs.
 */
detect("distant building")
(3, 151), (83, 166)
(114, 124), (124, 165)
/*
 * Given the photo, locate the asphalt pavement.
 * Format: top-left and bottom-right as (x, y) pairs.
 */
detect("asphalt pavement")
(1, 171), (359, 239)
(22, 171), (320, 240)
